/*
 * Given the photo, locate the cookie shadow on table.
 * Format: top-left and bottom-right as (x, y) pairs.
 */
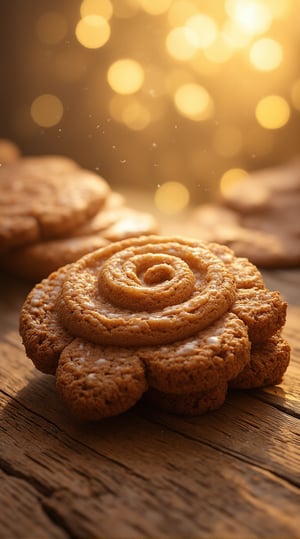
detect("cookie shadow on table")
(3, 369), (292, 451)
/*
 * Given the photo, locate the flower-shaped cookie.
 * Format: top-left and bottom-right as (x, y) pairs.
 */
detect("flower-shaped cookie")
(19, 236), (288, 420)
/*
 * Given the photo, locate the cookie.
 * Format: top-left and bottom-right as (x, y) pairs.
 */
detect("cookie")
(0, 155), (110, 253)
(149, 331), (291, 416)
(230, 332), (290, 389)
(144, 381), (228, 416)
(184, 160), (300, 267)
(56, 339), (148, 421)
(222, 160), (300, 213)
(19, 264), (73, 374)
(208, 242), (287, 343)
(19, 235), (288, 420)
(1, 194), (159, 281)
(0, 138), (21, 165)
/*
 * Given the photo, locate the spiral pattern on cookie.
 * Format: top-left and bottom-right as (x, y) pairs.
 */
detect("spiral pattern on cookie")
(56, 235), (236, 346)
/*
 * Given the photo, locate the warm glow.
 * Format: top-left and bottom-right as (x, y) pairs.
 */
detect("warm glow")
(185, 14), (218, 49)
(113, 0), (140, 18)
(122, 100), (151, 130)
(250, 38), (283, 71)
(256, 95), (290, 129)
(55, 50), (87, 83)
(107, 59), (144, 94)
(166, 27), (199, 61)
(143, 65), (165, 98)
(265, 0), (292, 19)
(165, 69), (195, 96)
(213, 126), (243, 157)
(222, 20), (252, 49)
(75, 15), (110, 48)
(109, 95), (128, 122)
(155, 181), (190, 215)
(36, 12), (68, 45)
(167, 1), (198, 26)
(30, 94), (63, 128)
(226, 0), (272, 35)
(140, 0), (172, 15)
(220, 168), (248, 196)
(291, 79), (300, 111)
(204, 35), (233, 63)
(174, 83), (213, 121)
(80, 0), (113, 20)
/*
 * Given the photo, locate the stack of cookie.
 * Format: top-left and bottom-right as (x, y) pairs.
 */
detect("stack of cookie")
(20, 235), (290, 420)
(184, 159), (300, 267)
(0, 153), (158, 281)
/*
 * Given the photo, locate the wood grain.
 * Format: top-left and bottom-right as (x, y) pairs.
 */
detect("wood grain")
(1, 270), (300, 539)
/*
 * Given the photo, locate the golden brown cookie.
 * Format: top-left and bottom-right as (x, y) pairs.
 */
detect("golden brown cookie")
(55, 236), (237, 347)
(1, 190), (158, 281)
(56, 339), (148, 420)
(184, 160), (300, 267)
(0, 155), (110, 253)
(19, 264), (73, 374)
(230, 332), (290, 389)
(184, 203), (300, 267)
(144, 381), (228, 416)
(19, 235), (289, 420)
(231, 287), (287, 343)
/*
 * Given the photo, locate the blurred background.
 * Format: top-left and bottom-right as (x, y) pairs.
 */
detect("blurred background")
(1, 0), (300, 216)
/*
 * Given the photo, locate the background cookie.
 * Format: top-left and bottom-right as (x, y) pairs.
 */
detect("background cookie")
(184, 160), (300, 267)
(1, 194), (159, 281)
(0, 155), (110, 253)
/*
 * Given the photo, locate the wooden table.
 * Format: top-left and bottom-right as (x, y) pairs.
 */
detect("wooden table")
(1, 265), (300, 539)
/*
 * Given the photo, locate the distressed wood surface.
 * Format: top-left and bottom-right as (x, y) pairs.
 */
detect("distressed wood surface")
(1, 267), (300, 539)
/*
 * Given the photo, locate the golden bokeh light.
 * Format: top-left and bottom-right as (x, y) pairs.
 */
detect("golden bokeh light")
(30, 94), (63, 128)
(75, 15), (111, 48)
(256, 95), (290, 129)
(226, 0), (272, 35)
(140, 0), (172, 15)
(166, 27), (199, 61)
(36, 12), (68, 45)
(80, 0), (113, 20)
(174, 83), (214, 120)
(219, 168), (248, 196)
(291, 79), (300, 111)
(185, 14), (218, 49)
(249, 38), (283, 71)
(5, 0), (300, 201)
(107, 59), (144, 95)
(222, 20), (252, 49)
(155, 181), (190, 215)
